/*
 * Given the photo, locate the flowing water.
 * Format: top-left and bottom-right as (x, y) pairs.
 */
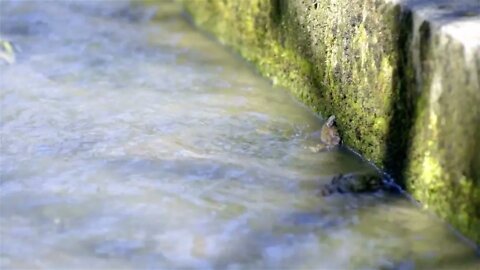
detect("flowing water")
(0, 1), (478, 269)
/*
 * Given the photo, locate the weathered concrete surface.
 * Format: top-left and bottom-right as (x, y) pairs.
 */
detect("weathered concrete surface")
(170, 0), (480, 244)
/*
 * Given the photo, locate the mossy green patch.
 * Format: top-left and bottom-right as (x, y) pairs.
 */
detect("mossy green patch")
(406, 35), (480, 243)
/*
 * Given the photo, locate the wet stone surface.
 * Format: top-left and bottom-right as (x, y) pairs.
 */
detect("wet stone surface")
(0, 1), (478, 269)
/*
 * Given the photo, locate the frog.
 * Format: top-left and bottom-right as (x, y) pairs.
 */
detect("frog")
(319, 172), (384, 196)
(309, 115), (341, 152)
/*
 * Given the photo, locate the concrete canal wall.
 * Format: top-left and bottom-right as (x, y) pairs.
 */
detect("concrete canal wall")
(156, 0), (480, 244)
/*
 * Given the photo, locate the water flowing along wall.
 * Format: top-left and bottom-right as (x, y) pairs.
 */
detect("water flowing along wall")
(169, 0), (480, 244)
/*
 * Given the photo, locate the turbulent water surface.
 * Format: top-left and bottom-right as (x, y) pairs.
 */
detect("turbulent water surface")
(0, 1), (478, 269)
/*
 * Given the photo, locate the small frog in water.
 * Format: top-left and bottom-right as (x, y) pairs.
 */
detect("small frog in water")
(309, 115), (341, 152)
(319, 172), (384, 196)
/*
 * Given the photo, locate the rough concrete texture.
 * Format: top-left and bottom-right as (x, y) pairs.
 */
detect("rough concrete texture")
(174, 0), (480, 244)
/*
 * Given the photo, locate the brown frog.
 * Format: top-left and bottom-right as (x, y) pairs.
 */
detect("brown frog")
(309, 115), (341, 152)
(319, 172), (384, 196)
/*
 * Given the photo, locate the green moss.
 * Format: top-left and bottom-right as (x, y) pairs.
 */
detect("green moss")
(143, 0), (480, 245)
(405, 36), (480, 243)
